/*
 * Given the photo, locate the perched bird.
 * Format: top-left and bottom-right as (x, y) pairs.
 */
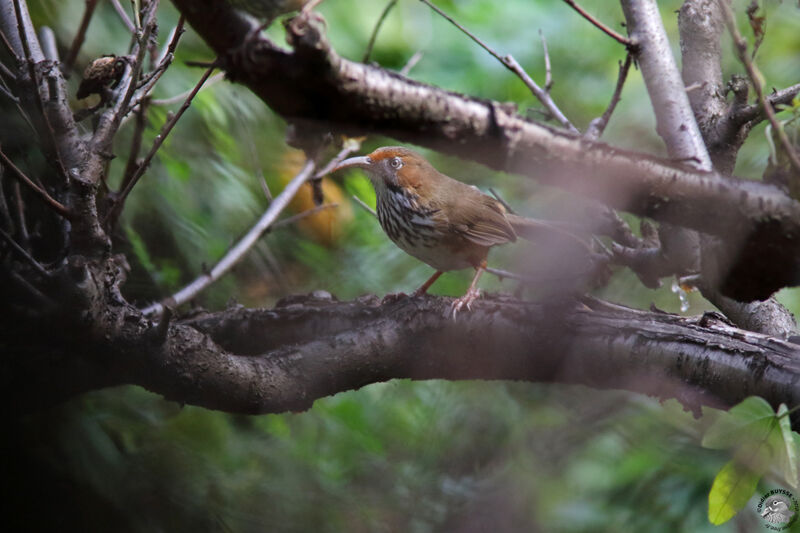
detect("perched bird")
(334, 147), (580, 315)
(76, 55), (128, 101)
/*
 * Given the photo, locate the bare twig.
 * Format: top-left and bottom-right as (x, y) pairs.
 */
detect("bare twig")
(585, 53), (633, 140)
(314, 139), (364, 178)
(418, 0), (578, 133)
(63, 0), (99, 74)
(136, 16), (185, 93)
(720, 1), (800, 174)
(399, 50), (423, 76)
(733, 82), (800, 125)
(562, 0), (634, 47)
(488, 187), (516, 214)
(116, 1), (158, 125)
(0, 227), (48, 276)
(540, 30), (552, 92)
(142, 158), (319, 317)
(363, 0), (398, 63)
(151, 72), (224, 106)
(0, 147), (70, 217)
(0, 27), (19, 61)
(108, 64), (216, 225)
(110, 0), (136, 34)
(272, 202), (338, 228)
(352, 195), (377, 217)
(119, 99), (149, 194)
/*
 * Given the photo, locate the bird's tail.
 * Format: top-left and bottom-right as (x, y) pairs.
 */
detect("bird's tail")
(506, 214), (592, 250)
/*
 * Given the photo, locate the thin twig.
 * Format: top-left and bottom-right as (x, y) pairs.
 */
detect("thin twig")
(485, 266), (535, 284)
(718, 0), (800, 175)
(733, 82), (800, 125)
(314, 139), (364, 179)
(113, 0), (159, 129)
(130, 0), (142, 31)
(562, 0), (633, 47)
(272, 202), (338, 228)
(110, 0), (136, 34)
(141, 158), (319, 317)
(151, 72), (224, 106)
(399, 50), (423, 76)
(0, 59), (15, 83)
(63, 0), (99, 74)
(137, 16), (185, 91)
(585, 52), (633, 140)
(108, 64), (216, 225)
(418, 0), (578, 133)
(124, 16), (186, 118)
(0, 147), (70, 217)
(488, 188), (517, 214)
(352, 195), (377, 217)
(363, 0), (398, 63)
(119, 98), (149, 194)
(0, 227), (48, 276)
(539, 30), (552, 92)
(0, 27), (19, 61)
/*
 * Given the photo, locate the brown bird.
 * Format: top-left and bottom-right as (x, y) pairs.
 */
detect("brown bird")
(76, 55), (128, 101)
(335, 146), (577, 315)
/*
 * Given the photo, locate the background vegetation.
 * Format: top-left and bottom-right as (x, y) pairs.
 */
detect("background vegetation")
(5, 0), (800, 530)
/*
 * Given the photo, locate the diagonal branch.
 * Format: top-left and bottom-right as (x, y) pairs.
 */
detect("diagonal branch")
(417, 0), (577, 133)
(0, 147), (70, 217)
(141, 157), (319, 317)
(106, 64), (216, 225)
(562, 0), (633, 47)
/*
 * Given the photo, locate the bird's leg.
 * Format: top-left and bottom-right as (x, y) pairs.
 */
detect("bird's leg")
(451, 261), (486, 319)
(413, 270), (443, 297)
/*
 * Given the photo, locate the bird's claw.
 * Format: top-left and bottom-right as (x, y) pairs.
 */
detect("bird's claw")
(450, 288), (480, 320)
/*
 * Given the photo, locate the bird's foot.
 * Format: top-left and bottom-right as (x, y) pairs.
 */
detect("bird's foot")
(450, 288), (480, 320)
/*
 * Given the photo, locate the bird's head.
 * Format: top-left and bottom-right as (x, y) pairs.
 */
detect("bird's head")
(334, 147), (436, 193)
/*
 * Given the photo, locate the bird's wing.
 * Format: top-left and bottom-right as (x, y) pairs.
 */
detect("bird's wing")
(440, 188), (517, 246)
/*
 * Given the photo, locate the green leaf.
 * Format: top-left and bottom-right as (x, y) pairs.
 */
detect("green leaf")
(702, 396), (775, 450)
(776, 404), (800, 488)
(708, 460), (761, 525)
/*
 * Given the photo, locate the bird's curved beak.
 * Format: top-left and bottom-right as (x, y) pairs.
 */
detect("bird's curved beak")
(333, 156), (372, 173)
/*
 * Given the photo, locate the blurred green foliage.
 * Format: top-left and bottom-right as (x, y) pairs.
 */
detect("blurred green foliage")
(9, 0), (800, 531)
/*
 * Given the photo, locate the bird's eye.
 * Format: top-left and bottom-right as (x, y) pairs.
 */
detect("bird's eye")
(390, 157), (403, 169)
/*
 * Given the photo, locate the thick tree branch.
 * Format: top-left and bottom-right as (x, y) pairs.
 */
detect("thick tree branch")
(129, 295), (800, 423)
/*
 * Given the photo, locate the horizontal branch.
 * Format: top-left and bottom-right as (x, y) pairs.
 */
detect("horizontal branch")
(126, 294), (800, 422)
(171, 1), (800, 301)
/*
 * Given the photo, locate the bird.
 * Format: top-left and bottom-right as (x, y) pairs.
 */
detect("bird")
(334, 146), (585, 315)
(761, 496), (795, 524)
(76, 55), (128, 101)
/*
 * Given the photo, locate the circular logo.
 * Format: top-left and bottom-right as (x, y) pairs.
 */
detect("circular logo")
(757, 489), (799, 531)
